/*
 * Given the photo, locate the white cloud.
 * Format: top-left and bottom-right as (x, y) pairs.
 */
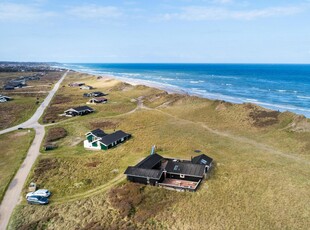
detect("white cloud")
(68, 5), (122, 19)
(0, 3), (55, 21)
(161, 5), (306, 21)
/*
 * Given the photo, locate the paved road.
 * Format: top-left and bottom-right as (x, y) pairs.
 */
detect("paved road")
(0, 70), (68, 230)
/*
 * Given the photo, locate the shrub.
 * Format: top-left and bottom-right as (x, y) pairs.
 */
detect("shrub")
(90, 121), (118, 130)
(45, 127), (67, 143)
(108, 183), (144, 218)
(108, 183), (183, 224)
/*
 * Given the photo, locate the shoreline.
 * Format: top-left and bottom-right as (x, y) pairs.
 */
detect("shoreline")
(68, 68), (310, 118)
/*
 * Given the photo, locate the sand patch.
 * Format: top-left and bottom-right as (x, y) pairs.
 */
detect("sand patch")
(86, 77), (121, 89)
(69, 137), (84, 146)
(285, 115), (310, 132)
(13, 131), (29, 137)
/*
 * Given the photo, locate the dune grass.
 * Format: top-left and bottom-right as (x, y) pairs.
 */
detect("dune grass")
(8, 72), (310, 230)
(0, 71), (63, 130)
(0, 129), (35, 203)
(0, 96), (40, 130)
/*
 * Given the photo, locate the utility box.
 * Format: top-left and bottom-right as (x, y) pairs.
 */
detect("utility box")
(28, 182), (37, 192)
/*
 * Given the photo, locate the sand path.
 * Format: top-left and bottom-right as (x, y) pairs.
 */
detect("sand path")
(0, 70), (68, 230)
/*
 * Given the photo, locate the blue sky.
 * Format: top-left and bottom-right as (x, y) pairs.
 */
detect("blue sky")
(0, 0), (309, 63)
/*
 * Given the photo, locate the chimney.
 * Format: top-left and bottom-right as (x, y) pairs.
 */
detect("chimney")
(150, 145), (156, 155)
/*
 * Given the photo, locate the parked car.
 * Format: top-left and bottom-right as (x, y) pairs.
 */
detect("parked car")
(26, 189), (51, 198)
(27, 196), (49, 205)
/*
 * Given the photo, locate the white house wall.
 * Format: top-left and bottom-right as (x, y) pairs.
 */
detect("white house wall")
(83, 140), (101, 150)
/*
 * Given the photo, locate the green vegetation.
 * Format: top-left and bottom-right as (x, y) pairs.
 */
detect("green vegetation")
(41, 73), (136, 124)
(0, 129), (35, 203)
(43, 127), (67, 150)
(8, 72), (310, 229)
(0, 96), (39, 129)
(0, 71), (64, 130)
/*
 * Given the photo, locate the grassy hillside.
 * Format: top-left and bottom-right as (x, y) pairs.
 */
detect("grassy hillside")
(0, 129), (35, 203)
(8, 72), (310, 229)
(0, 71), (63, 130)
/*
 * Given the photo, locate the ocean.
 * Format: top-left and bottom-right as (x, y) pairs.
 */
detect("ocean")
(61, 63), (310, 118)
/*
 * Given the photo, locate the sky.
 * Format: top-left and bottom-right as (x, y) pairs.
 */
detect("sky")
(0, 0), (309, 63)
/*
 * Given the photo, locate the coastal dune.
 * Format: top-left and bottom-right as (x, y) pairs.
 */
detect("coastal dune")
(8, 71), (310, 230)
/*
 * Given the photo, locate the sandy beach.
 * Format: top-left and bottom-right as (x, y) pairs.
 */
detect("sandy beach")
(66, 64), (310, 118)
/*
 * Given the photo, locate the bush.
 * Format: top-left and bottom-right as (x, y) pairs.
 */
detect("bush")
(108, 183), (183, 224)
(108, 183), (144, 218)
(90, 121), (118, 130)
(42, 106), (66, 124)
(45, 127), (67, 143)
(32, 158), (60, 183)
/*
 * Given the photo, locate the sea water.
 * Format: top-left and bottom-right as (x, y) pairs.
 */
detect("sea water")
(61, 63), (310, 118)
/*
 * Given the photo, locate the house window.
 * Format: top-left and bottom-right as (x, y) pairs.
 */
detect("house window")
(180, 174), (185, 178)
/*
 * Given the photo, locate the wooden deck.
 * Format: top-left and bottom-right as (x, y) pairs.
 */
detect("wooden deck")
(159, 178), (200, 191)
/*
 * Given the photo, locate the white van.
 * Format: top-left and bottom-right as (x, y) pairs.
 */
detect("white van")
(26, 189), (51, 198)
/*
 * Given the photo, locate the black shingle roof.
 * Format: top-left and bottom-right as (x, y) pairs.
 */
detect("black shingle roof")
(93, 91), (105, 95)
(5, 82), (24, 87)
(72, 106), (94, 112)
(99, 130), (131, 146)
(4, 85), (15, 90)
(191, 154), (213, 166)
(165, 160), (205, 177)
(124, 167), (164, 180)
(90, 129), (107, 138)
(135, 153), (163, 169)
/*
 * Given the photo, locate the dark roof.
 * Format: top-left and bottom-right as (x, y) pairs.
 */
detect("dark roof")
(191, 154), (213, 166)
(165, 161), (205, 177)
(72, 106), (94, 112)
(93, 91), (104, 94)
(4, 85), (15, 90)
(5, 82), (24, 87)
(9, 79), (25, 84)
(99, 130), (130, 146)
(124, 166), (164, 180)
(135, 153), (163, 169)
(89, 129), (107, 138)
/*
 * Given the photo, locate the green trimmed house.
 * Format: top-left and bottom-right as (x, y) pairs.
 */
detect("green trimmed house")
(84, 129), (131, 150)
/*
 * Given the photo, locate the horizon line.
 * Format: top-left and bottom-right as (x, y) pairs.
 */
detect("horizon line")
(1, 61), (310, 65)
